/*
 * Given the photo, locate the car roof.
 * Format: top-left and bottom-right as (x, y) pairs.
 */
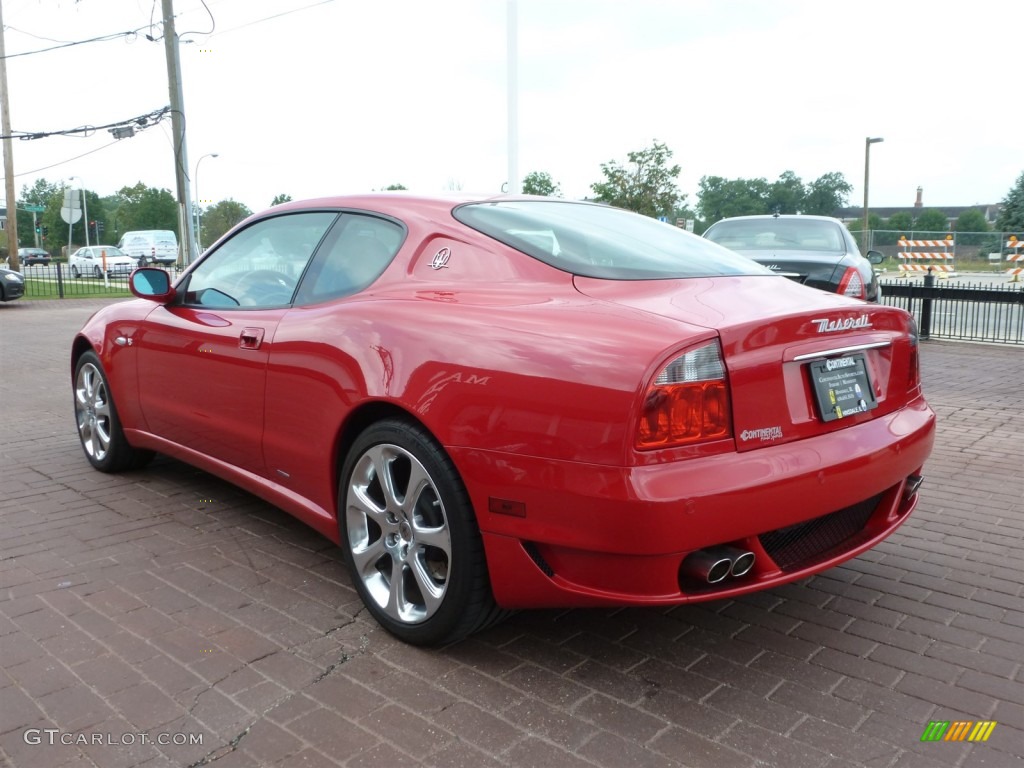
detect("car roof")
(256, 192), (591, 219)
(711, 214), (844, 224)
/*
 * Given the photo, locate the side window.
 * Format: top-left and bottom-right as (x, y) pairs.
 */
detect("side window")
(182, 212), (337, 308)
(294, 214), (404, 305)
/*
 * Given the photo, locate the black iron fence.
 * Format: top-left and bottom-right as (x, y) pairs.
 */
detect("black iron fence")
(17, 263), (183, 300)
(879, 277), (1024, 345)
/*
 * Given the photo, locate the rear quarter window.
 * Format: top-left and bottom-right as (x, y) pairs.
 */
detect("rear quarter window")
(454, 200), (770, 280)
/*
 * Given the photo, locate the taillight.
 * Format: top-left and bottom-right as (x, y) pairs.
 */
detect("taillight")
(837, 267), (866, 299)
(637, 341), (732, 450)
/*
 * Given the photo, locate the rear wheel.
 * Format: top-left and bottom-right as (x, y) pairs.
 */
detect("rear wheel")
(339, 419), (503, 645)
(94, 265), (103, 278)
(73, 351), (153, 472)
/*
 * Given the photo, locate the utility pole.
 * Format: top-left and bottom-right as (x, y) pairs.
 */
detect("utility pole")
(506, 0), (519, 195)
(0, 4), (20, 271)
(162, 0), (197, 265)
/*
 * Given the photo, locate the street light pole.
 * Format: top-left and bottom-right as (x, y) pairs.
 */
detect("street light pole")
(194, 153), (218, 253)
(863, 137), (883, 252)
(68, 176), (89, 248)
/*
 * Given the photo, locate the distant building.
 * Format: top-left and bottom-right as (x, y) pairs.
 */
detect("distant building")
(833, 187), (1000, 229)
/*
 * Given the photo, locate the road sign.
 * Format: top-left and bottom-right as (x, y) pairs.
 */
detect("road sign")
(61, 207), (83, 224)
(23, 205), (45, 213)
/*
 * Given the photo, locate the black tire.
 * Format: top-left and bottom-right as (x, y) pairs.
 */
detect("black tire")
(338, 418), (504, 646)
(73, 351), (154, 472)
(94, 265), (103, 278)
(72, 265), (81, 278)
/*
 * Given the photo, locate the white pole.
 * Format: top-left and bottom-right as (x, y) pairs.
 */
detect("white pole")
(506, 0), (519, 194)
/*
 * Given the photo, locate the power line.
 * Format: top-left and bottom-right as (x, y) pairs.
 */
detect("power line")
(0, 26), (151, 60)
(12, 139), (121, 178)
(208, 0), (334, 38)
(1, 106), (170, 141)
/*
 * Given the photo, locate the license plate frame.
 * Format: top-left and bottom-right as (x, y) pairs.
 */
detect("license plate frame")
(808, 352), (878, 422)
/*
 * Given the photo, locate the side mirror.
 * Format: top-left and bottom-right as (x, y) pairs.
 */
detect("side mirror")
(130, 268), (176, 302)
(867, 250), (884, 265)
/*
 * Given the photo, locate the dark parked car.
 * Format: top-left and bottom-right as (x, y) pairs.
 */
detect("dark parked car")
(72, 195), (933, 645)
(18, 248), (52, 266)
(0, 266), (25, 301)
(703, 214), (882, 301)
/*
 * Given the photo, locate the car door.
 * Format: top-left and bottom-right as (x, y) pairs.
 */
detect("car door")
(133, 212), (338, 474)
(261, 213), (405, 511)
(72, 248), (91, 275)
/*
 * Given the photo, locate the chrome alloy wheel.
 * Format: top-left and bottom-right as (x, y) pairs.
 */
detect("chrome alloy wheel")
(75, 361), (113, 461)
(346, 443), (452, 625)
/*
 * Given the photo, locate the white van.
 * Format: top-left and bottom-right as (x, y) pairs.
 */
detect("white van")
(118, 230), (179, 266)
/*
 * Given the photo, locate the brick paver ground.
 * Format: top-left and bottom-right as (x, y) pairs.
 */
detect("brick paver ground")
(1, 298), (1021, 768)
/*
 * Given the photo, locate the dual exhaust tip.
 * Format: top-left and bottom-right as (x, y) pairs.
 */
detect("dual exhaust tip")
(682, 545), (756, 584)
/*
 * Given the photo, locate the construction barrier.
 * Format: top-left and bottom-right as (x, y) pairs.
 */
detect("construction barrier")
(1006, 237), (1023, 281)
(896, 235), (956, 278)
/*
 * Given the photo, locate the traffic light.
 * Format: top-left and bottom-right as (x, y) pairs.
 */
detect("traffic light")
(41, 226), (48, 237)
(35, 223), (41, 234)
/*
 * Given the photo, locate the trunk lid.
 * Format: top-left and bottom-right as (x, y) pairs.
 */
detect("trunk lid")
(574, 275), (918, 453)
(731, 248), (846, 291)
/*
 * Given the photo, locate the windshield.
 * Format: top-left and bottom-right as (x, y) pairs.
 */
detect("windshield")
(705, 218), (847, 252)
(454, 200), (772, 280)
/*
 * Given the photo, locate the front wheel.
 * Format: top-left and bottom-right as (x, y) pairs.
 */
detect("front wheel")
(339, 419), (503, 645)
(71, 265), (81, 278)
(94, 265), (103, 278)
(73, 351), (153, 472)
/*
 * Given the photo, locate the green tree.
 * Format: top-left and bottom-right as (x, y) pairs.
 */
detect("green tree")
(521, 171), (560, 197)
(271, 194), (293, 206)
(382, 184), (407, 191)
(591, 140), (683, 218)
(201, 199), (253, 245)
(913, 208), (950, 236)
(995, 170), (1024, 234)
(802, 172), (853, 216)
(16, 179), (62, 252)
(696, 175), (771, 224)
(871, 211), (913, 246)
(114, 183), (178, 241)
(766, 170), (804, 214)
(886, 212), (913, 235)
(953, 208), (989, 245)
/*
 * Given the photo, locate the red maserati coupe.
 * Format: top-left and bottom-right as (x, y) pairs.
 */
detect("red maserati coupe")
(72, 195), (935, 645)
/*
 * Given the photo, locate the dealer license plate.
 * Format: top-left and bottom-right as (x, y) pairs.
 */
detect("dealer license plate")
(808, 353), (878, 422)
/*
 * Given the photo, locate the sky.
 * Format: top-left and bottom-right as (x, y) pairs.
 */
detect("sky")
(3, 0), (1022, 216)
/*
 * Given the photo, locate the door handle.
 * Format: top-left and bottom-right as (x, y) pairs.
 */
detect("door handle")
(239, 327), (265, 350)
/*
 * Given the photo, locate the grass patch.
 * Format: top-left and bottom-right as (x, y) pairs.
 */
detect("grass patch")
(24, 277), (132, 300)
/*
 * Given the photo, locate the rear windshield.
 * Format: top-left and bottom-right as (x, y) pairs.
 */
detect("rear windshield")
(453, 200), (772, 280)
(705, 218), (847, 251)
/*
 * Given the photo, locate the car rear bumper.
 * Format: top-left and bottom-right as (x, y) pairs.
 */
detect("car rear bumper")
(451, 397), (935, 608)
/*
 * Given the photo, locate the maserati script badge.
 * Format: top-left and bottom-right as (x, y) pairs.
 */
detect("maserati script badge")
(811, 315), (872, 334)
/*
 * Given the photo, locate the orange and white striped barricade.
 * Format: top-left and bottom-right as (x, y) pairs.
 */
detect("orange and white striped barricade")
(1005, 238), (1023, 281)
(897, 235), (956, 279)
